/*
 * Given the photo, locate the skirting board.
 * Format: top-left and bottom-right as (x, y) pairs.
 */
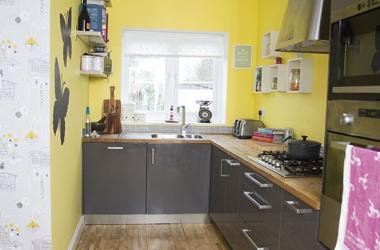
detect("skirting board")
(84, 214), (210, 225)
(67, 216), (84, 250)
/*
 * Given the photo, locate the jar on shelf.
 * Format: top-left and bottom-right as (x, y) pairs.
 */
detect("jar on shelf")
(289, 68), (301, 91)
(271, 77), (278, 90)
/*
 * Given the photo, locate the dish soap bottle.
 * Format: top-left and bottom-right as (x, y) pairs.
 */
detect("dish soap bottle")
(85, 106), (91, 137)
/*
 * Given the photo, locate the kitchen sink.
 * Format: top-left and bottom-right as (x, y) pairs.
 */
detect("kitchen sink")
(150, 133), (203, 139)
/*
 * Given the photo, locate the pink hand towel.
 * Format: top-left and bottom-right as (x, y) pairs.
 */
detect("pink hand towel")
(336, 145), (380, 250)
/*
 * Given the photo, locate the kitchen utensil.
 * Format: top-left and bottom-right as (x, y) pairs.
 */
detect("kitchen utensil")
(288, 135), (321, 160)
(102, 86), (121, 134)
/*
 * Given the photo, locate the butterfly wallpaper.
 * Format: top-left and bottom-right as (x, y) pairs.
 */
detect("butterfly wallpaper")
(60, 7), (72, 67)
(53, 58), (70, 145)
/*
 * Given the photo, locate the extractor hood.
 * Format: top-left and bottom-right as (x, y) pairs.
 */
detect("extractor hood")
(275, 0), (330, 53)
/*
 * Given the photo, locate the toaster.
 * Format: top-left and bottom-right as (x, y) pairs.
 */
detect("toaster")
(233, 119), (264, 139)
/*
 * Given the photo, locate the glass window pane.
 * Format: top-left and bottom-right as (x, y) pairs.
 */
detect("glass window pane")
(127, 56), (166, 112)
(178, 57), (214, 83)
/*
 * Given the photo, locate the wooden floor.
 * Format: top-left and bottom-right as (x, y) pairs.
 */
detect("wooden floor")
(77, 224), (230, 250)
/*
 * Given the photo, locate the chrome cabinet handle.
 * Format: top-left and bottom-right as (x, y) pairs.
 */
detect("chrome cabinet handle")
(241, 229), (268, 250)
(107, 146), (123, 150)
(245, 172), (273, 188)
(225, 159), (241, 166)
(220, 159), (229, 177)
(243, 191), (272, 210)
(285, 200), (312, 214)
(151, 148), (155, 165)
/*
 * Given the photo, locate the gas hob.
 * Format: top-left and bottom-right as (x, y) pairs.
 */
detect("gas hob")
(247, 150), (323, 178)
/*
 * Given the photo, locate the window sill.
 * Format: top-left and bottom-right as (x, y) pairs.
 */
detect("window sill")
(122, 121), (227, 127)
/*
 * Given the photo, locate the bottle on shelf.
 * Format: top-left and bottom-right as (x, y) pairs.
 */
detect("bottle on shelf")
(289, 68), (301, 91)
(85, 106), (91, 137)
(78, 0), (91, 31)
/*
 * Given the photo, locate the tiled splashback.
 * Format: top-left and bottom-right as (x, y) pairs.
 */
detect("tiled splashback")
(122, 123), (233, 134)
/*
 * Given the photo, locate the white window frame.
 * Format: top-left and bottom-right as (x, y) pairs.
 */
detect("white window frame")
(121, 29), (228, 124)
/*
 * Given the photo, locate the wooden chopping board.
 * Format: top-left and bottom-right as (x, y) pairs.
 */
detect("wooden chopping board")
(102, 86), (121, 134)
(251, 141), (288, 152)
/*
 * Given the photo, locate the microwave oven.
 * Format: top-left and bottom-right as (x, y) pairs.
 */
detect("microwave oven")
(329, 0), (380, 100)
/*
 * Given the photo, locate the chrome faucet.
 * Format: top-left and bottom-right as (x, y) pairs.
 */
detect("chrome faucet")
(177, 106), (190, 136)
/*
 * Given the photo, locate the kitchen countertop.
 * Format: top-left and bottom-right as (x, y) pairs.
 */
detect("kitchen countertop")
(83, 134), (322, 210)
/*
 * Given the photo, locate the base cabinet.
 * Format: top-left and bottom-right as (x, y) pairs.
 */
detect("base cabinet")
(279, 191), (320, 250)
(147, 143), (211, 214)
(210, 146), (320, 250)
(83, 143), (147, 214)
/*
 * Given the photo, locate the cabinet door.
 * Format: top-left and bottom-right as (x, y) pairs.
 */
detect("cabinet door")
(279, 191), (320, 250)
(210, 147), (228, 228)
(83, 143), (147, 214)
(239, 166), (282, 250)
(147, 144), (211, 214)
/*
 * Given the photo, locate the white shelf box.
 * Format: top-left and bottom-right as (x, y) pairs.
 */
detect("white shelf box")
(267, 64), (287, 92)
(253, 66), (271, 93)
(262, 31), (280, 58)
(76, 31), (107, 48)
(287, 58), (313, 93)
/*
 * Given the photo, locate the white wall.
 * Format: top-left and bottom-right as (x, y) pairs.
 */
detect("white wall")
(0, 0), (51, 248)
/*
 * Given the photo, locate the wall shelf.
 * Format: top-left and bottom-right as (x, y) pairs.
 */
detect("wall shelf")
(287, 58), (313, 93)
(80, 70), (108, 78)
(76, 31), (107, 48)
(262, 31), (280, 58)
(254, 66), (270, 93)
(268, 64), (287, 92)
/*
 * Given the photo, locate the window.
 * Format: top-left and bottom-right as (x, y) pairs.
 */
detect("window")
(122, 30), (228, 123)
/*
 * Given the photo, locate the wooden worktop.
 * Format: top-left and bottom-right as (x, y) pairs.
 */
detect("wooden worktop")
(83, 134), (322, 210)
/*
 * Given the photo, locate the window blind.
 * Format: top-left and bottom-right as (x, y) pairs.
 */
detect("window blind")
(123, 30), (227, 58)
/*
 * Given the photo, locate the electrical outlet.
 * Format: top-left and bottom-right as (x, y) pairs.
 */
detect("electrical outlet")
(258, 108), (266, 117)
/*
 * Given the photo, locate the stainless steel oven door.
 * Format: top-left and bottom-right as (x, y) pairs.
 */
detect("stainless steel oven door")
(319, 132), (380, 249)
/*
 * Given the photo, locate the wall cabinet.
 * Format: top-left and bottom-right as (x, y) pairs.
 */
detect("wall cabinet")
(262, 31), (280, 58)
(287, 57), (313, 93)
(83, 143), (147, 214)
(147, 143), (211, 214)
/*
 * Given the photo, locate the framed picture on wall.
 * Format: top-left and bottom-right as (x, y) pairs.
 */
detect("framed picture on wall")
(233, 44), (253, 69)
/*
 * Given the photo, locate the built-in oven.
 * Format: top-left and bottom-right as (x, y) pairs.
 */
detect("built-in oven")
(329, 0), (380, 100)
(319, 100), (380, 249)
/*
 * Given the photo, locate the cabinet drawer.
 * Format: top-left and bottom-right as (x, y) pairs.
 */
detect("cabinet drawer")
(240, 165), (280, 202)
(238, 181), (281, 250)
(279, 191), (320, 250)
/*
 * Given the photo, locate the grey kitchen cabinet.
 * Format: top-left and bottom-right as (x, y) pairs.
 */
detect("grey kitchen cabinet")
(210, 147), (252, 250)
(83, 143), (147, 214)
(239, 165), (282, 250)
(279, 191), (320, 250)
(147, 143), (211, 214)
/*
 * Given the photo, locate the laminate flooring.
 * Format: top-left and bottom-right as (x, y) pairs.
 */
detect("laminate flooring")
(76, 224), (230, 250)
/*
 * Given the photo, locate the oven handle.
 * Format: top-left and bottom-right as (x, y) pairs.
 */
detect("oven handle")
(330, 141), (379, 152)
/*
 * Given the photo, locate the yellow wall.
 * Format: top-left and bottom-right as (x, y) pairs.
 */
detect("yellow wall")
(255, 0), (329, 142)
(50, 1), (90, 249)
(89, 0), (260, 124)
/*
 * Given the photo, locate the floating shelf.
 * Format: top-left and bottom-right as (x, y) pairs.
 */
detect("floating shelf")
(287, 58), (313, 93)
(268, 64), (287, 92)
(254, 66), (271, 93)
(262, 31), (280, 58)
(80, 70), (108, 78)
(76, 31), (107, 48)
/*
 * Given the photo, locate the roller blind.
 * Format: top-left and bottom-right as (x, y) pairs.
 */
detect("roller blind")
(123, 30), (227, 58)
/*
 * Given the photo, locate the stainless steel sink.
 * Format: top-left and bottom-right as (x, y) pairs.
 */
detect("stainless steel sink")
(150, 133), (203, 139)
